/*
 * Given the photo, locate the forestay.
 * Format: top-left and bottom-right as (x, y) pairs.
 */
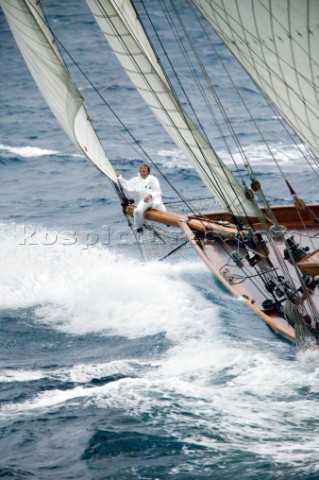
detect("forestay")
(1, 0), (117, 183)
(194, 0), (319, 161)
(86, 0), (256, 218)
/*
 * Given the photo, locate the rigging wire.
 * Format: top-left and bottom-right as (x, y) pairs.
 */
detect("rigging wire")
(137, 0), (319, 295)
(97, 2), (258, 226)
(85, 1), (319, 323)
(24, 0), (319, 330)
(138, 0), (315, 264)
(168, 0), (251, 177)
(28, 0), (208, 221)
(140, 0), (302, 292)
(167, 0), (319, 320)
(136, 0), (251, 221)
(185, 0), (319, 204)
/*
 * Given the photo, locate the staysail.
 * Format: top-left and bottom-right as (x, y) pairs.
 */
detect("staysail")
(86, 0), (256, 217)
(194, 0), (319, 161)
(1, 0), (117, 183)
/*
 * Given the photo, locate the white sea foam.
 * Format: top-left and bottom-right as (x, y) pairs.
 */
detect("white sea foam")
(222, 142), (313, 169)
(0, 385), (101, 415)
(0, 360), (138, 385)
(3, 351), (319, 469)
(0, 222), (216, 342)
(53, 360), (140, 384)
(66, 360), (137, 383)
(75, 350), (319, 470)
(156, 149), (192, 169)
(0, 143), (83, 158)
(0, 369), (45, 383)
(0, 143), (59, 158)
(155, 143), (314, 172)
(2, 221), (319, 469)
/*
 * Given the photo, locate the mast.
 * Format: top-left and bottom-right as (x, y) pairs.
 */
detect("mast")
(0, 0), (118, 184)
(86, 0), (257, 218)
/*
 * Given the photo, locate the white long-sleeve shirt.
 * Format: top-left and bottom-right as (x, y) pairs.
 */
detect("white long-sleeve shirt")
(118, 173), (163, 202)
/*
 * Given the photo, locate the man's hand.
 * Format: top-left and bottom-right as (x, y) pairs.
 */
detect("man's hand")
(144, 194), (152, 203)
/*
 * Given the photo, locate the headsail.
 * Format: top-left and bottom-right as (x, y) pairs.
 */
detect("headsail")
(194, 0), (319, 161)
(0, 0), (117, 183)
(86, 0), (256, 218)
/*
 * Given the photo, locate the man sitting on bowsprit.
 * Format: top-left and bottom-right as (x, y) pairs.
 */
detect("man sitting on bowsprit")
(116, 163), (166, 233)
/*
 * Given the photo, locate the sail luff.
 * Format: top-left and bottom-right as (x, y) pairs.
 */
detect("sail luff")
(1, 0), (117, 183)
(193, 0), (319, 161)
(86, 0), (256, 217)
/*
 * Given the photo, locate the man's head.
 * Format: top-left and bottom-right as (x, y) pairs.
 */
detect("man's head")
(139, 163), (150, 179)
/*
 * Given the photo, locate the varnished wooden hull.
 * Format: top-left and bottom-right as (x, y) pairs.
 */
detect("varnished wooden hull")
(178, 219), (296, 341)
(127, 204), (319, 344)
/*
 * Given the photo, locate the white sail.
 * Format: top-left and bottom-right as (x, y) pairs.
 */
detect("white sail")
(86, 0), (256, 217)
(194, 0), (319, 161)
(0, 0), (117, 183)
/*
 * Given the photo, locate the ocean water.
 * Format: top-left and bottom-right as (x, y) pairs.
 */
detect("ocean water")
(1, 2), (319, 479)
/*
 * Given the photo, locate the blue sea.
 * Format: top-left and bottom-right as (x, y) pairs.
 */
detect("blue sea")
(1, 1), (319, 479)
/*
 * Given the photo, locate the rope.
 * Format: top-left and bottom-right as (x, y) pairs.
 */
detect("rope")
(284, 301), (314, 347)
(139, 0), (250, 219)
